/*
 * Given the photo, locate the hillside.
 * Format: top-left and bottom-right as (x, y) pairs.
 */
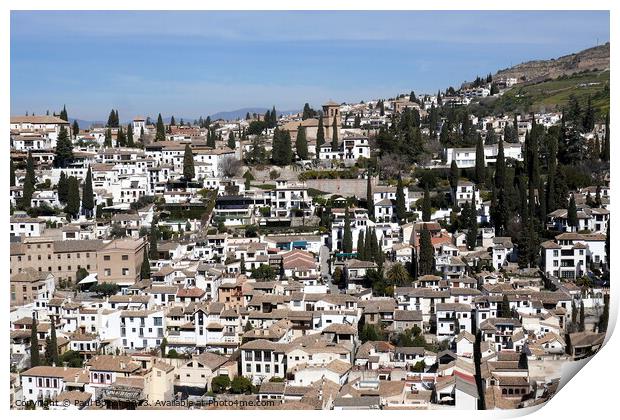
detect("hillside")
(494, 42), (609, 83)
(479, 69), (610, 116)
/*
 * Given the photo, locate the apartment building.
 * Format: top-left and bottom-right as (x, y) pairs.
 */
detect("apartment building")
(96, 237), (148, 287)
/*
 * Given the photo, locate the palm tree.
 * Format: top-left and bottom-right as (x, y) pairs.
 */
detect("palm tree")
(386, 263), (412, 287)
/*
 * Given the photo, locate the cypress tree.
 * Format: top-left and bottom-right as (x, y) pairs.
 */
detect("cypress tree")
(475, 133), (485, 185)
(104, 128), (112, 148)
(170, 115), (176, 127)
(357, 229), (365, 260)
(49, 316), (59, 366)
(10, 158), (15, 187)
(395, 176), (406, 223)
(155, 113), (166, 141)
(65, 176), (81, 219)
(568, 194), (578, 231)
(72, 120), (80, 138)
(107, 109), (116, 127)
(228, 131), (236, 150)
(149, 220), (159, 260)
(494, 139), (505, 190)
(183, 144), (195, 181)
(59, 105), (68, 121)
(373, 229), (384, 267)
(240, 255), (246, 274)
(501, 294), (511, 318)
(117, 126), (126, 147)
(316, 112), (325, 155)
(418, 226), (434, 276)
(21, 152), (36, 209)
(54, 125), (73, 168)
(295, 125), (308, 160)
(537, 177), (547, 225)
(331, 114), (339, 150)
(466, 200), (478, 251)
(422, 188), (431, 222)
(140, 248), (151, 279)
(599, 294), (609, 333)
(57, 171), (68, 204)
(126, 123), (134, 147)
(82, 166), (95, 217)
(281, 130), (293, 165)
(342, 209), (353, 254)
(364, 227), (373, 261)
(30, 312), (40, 367)
(601, 111), (610, 162)
(449, 160), (460, 198)
(366, 173), (374, 220)
(579, 301), (585, 332)
(582, 95), (595, 132)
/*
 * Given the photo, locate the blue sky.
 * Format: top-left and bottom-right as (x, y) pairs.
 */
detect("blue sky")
(11, 11), (609, 121)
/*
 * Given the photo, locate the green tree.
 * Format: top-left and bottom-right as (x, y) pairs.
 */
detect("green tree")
(59, 105), (68, 121)
(494, 139), (505, 190)
(149, 220), (159, 259)
(82, 166), (95, 217)
(449, 161), (459, 197)
(475, 133), (485, 185)
(211, 375), (231, 393)
(71, 120), (79, 138)
(183, 144), (195, 181)
(295, 125), (308, 160)
(155, 113), (166, 141)
(103, 128), (112, 148)
(21, 152), (37, 209)
(316, 112), (325, 155)
(10, 158), (16, 187)
(386, 263), (411, 287)
(30, 313), (40, 367)
(579, 300), (585, 332)
(57, 171), (68, 204)
(54, 126), (73, 168)
(599, 294), (609, 333)
(333, 266), (345, 289)
(251, 264), (277, 281)
(395, 176), (406, 223)
(418, 226), (434, 276)
(501, 294), (511, 318)
(568, 194), (578, 231)
(342, 209), (353, 253)
(465, 200), (478, 251)
(366, 173), (374, 220)
(107, 109), (119, 127)
(227, 131), (236, 150)
(48, 316), (59, 366)
(601, 111), (610, 161)
(159, 337), (167, 357)
(116, 126), (126, 147)
(91, 283), (119, 297)
(76, 267), (89, 283)
(140, 248), (151, 279)
(356, 229), (365, 260)
(422, 188), (431, 222)
(230, 376), (253, 394)
(240, 255), (246, 274)
(65, 176), (81, 219)
(126, 123), (134, 147)
(331, 114), (339, 150)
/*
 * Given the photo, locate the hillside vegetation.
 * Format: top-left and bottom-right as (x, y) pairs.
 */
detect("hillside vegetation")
(476, 69), (609, 117)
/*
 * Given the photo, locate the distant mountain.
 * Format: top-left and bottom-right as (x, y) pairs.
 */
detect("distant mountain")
(494, 43), (610, 84)
(210, 107), (300, 121)
(71, 119), (106, 129)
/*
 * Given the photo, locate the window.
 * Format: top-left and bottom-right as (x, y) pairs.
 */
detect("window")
(122, 255), (129, 261)
(104, 255), (111, 261)
(104, 269), (111, 276)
